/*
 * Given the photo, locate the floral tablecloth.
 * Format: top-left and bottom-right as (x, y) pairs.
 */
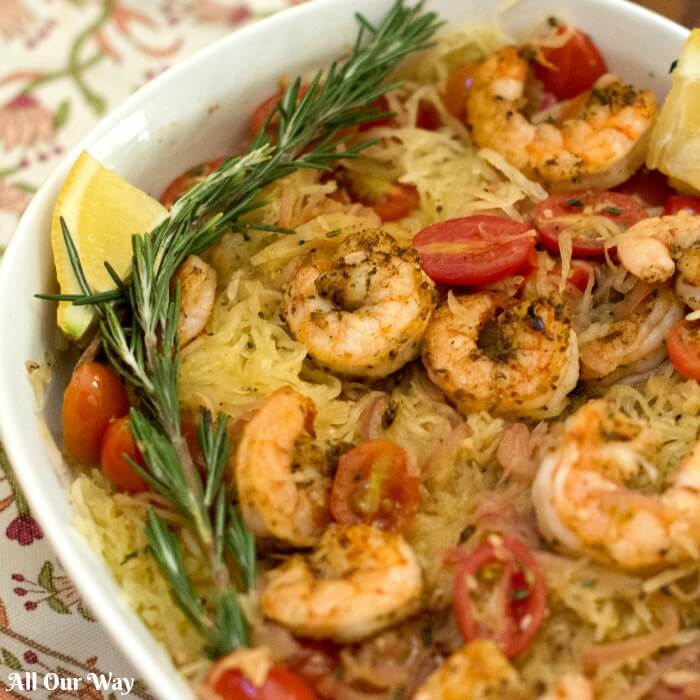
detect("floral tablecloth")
(0, 1), (296, 697)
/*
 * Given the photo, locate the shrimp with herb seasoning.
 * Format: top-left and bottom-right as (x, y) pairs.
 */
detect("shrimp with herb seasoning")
(533, 399), (700, 570)
(261, 523), (423, 642)
(467, 46), (657, 190)
(422, 292), (579, 418)
(236, 387), (330, 547)
(282, 230), (437, 379)
(617, 212), (700, 309)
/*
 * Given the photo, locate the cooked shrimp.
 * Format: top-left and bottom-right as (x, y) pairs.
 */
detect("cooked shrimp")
(413, 641), (528, 700)
(174, 255), (217, 347)
(467, 47), (657, 190)
(541, 674), (594, 700)
(578, 287), (684, 380)
(413, 641), (592, 700)
(282, 230), (437, 380)
(617, 212), (700, 308)
(261, 523), (422, 642)
(422, 292), (579, 418)
(676, 246), (700, 309)
(236, 387), (330, 547)
(533, 399), (700, 570)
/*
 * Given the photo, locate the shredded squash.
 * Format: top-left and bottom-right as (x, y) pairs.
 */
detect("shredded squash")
(69, 21), (700, 700)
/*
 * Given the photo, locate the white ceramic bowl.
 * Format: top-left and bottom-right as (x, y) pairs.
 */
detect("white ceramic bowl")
(0, 0), (688, 697)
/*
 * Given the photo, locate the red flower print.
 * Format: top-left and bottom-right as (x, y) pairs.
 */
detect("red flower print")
(230, 6), (252, 24)
(6, 514), (43, 545)
(0, 94), (54, 149)
(1, 449), (43, 542)
(11, 561), (94, 620)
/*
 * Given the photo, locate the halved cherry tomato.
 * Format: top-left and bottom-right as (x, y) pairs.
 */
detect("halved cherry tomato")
(522, 245), (540, 278)
(208, 664), (318, 700)
(343, 166), (420, 223)
(62, 361), (129, 466)
(100, 416), (148, 494)
(358, 96), (396, 132)
(566, 265), (592, 292)
(668, 319), (700, 382)
(533, 191), (647, 259)
(452, 534), (547, 658)
(415, 100), (442, 130)
(359, 96), (440, 132)
(160, 158), (225, 208)
(614, 167), (671, 208)
(443, 63), (477, 120)
(249, 85), (310, 139)
(413, 215), (535, 286)
(249, 93), (283, 138)
(330, 440), (419, 533)
(664, 194), (700, 216)
(524, 256), (593, 298)
(533, 28), (607, 100)
(373, 183), (420, 222)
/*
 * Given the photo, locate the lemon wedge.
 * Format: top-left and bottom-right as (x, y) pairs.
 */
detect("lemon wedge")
(646, 29), (700, 192)
(51, 151), (167, 340)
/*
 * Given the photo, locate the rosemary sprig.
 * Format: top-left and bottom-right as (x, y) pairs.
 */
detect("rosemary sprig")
(42, 0), (443, 657)
(227, 506), (256, 594)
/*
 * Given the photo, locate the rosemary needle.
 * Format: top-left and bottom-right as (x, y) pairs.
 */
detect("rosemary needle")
(41, 0), (443, 657)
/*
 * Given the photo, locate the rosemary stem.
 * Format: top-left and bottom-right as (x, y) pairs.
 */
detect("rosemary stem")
(43, 0), (444, 656)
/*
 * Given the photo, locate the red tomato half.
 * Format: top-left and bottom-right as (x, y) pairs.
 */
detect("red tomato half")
(62, 362), (130, 466)
(100, 416), (148, 494)
(533, 191), (647, 259)
(358, 96), (396, 131)
(249, 93), (283, 138)
(533, 28), (607, 100)
(416, 101), (441, 130)
(614, 167), (671, 208)
(413, 215), (535, 286)
(249, 85), (310, 139)
(373, 184), (420, 222)
(668, 320), (700, 382)
(160, 158), (225, 208)
(524, 257), (593, 298)
(343, 173), (420, 223)
(664, 195), (700, 216)
(452, 535), (547, 658)
(566, 265), (591, 292)
(330, 440), (419, 534)
(209, 665), (318, 700)
(359, 96), (440, 132)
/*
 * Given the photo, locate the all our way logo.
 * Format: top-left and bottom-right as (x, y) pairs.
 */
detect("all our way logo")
(6, 671), (135, 696)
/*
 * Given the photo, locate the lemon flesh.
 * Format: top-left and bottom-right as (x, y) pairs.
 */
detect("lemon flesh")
(646, 29), (700, 192)
(51, 151), (167, 340)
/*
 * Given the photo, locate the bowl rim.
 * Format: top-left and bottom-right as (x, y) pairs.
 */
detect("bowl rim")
(0, 0), (689, 697)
